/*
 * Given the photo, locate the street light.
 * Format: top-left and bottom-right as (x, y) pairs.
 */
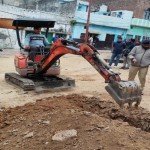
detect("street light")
(85, 0), (92, 43)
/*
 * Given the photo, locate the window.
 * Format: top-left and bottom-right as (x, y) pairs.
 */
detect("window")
(80, 33), (85, 39)
(126, 34), (133, 41)
(111, 12), (122, 18)
(78, 4), (88, 12)
(111, 12), (116, 17)
(144, 8), (150, 20)
(142, 36), (150, 40)
(78, 5), (82, 11)
(135, 35), (141, 41)
(117, 12), (123, 18)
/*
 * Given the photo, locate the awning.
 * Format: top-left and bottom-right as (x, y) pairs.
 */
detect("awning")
(88, 30), (100, 35)
(13, 18), (55, 28)
(0, 18), (24, 30)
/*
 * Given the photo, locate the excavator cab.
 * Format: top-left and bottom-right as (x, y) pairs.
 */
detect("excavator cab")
(12, 18), (60, 77)
(5, 18), (75, 90)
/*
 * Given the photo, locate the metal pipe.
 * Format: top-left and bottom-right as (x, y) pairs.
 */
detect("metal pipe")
(45, 23), (50, 38)
(95, 53), (111, 70)
(16, 21), (24, 50)
(85, 0), (92, 43)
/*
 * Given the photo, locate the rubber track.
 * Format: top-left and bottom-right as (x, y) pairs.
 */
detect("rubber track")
(5, 73), (35, 90)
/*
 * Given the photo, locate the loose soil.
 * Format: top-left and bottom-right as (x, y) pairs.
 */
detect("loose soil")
(0, 49), (150, 150)
(0, 94), (150, 150)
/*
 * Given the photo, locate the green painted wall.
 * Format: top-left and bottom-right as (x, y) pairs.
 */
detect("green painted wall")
(132, 18), (150, 28)
(41, 32), (53, 43)
(127, 26), (150, 41)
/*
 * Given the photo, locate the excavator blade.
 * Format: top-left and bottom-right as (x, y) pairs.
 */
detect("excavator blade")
(105, 81), (142, 108)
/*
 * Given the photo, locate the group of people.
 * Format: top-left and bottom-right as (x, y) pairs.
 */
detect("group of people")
(109, 35), (150, 93)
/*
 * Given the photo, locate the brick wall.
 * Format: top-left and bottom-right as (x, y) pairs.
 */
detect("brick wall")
(83, 0), (150, 18)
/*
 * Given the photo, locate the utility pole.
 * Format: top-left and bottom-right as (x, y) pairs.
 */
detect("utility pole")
(85, 0), (92, 43)
(35, 0), (39, 10)
(23, 0), (28, 9)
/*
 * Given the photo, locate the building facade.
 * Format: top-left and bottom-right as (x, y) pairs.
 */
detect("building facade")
(1, 0), (149, 20)
(72, 1), (133, 48)
(0, 0), (150, 49)
(0, 2), (74, 49)
(126, 18), (150, 41)
(83, 0), (150, 19)
(71, 0), (150, 49)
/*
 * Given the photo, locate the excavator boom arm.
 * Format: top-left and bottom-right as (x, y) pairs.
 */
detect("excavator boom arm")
(37, 39), (142, 107)
(39, 39), (120, 83)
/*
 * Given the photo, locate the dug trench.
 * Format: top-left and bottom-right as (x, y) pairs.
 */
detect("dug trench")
(0, 94), (150, 150)
(71, 95), (150, 132)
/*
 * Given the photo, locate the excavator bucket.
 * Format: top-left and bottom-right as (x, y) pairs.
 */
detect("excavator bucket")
(105, 80), (142, 108)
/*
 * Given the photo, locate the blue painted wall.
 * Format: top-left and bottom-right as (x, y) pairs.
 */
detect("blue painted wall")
(77, 3), (88, 12)
(74, 11), (132, 29)
(72, 1), (133, 41)
(72, 23), (126, 42)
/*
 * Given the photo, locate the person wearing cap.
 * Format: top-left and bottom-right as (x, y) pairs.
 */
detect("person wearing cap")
(24, 26), (50, 61)
(109, 35), (126, 66)
(128, 39), (150, 93)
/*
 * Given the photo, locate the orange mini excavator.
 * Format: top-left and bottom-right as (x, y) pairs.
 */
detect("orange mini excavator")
(4, 18), (142, 107)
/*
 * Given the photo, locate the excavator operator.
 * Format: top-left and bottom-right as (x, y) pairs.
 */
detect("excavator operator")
(24, 26), (51, 62)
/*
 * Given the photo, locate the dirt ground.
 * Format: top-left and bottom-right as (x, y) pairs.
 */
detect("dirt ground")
(0, 49), (150, 150)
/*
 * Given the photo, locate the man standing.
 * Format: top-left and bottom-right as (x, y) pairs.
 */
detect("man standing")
(109, 36), (126, 66)
(121, 38), (136, 69)
(88, 35), (93, 45)
(93, 35), (99, 48)
(24, 26), (50, 61)
(128, 39), (150, 93)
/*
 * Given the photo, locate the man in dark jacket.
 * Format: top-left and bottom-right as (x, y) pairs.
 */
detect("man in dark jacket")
(128, 39), (150, 92)
(109, 36), (126, 66)
(93, 35), (99, 48)
(121, 38), (136, 69)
